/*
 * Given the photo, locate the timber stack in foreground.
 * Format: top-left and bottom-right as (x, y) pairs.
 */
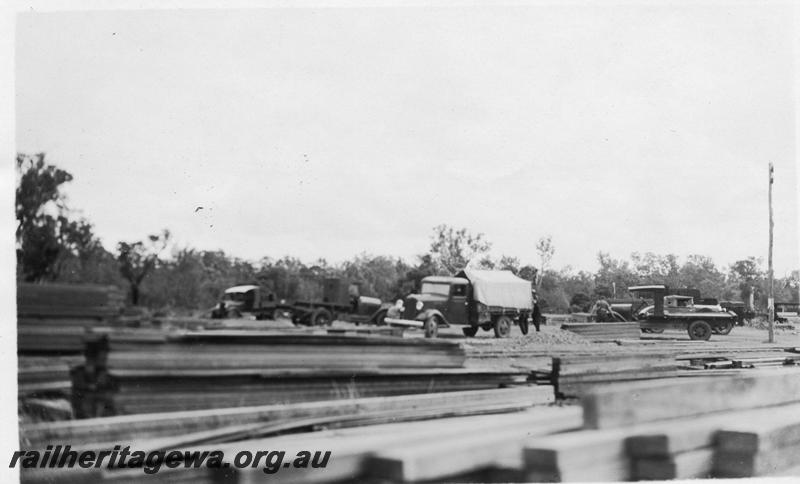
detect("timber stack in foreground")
(17, 283), (124, 423)
(71, 331), (533, 417)
(17, 283), (124, 354)
(524, 367), (800, 481)
(20, 386), (559, 483)
(20, 368), (800, 483)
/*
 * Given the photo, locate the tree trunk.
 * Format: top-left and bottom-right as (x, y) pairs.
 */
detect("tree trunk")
(131, 284), (140, 306)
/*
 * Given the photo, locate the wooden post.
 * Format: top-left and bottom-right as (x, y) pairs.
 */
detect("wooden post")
(768, 163), (774, 343)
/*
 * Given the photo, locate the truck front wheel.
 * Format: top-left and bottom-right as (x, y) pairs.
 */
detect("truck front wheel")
(688, 320), (712, 341)
(311, 308), (333, 326)
(462, 326), (478, 337)
(494, 316), (512, 338)
(424, 316), (439, 338)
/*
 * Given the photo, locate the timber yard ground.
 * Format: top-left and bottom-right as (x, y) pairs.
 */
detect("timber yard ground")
(219, 315), (800, 343)
(18, 300), (800, 483)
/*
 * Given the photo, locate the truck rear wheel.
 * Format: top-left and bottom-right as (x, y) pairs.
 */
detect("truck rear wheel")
(424, 316), (439, 338)
(311, 308), (333, 326)
(462, 326), (478, 337)
(688, 320), (712, 341)
(494, 316), (512, 338)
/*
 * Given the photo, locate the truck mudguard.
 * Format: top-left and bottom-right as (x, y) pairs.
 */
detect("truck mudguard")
(417, 308), (450, 326)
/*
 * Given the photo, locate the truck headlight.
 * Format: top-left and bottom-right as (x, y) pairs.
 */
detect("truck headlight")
(416, 300), (424, 311)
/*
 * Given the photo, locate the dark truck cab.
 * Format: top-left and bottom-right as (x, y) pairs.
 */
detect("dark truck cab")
(385, 269), (533, 338)
(211, 285), (281, 320)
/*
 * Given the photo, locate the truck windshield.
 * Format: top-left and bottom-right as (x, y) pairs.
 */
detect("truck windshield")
(421, 283), (451, 296)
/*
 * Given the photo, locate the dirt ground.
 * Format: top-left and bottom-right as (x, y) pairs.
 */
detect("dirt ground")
(638, 324), (800, 346)
(213, 316), (800, 350)
(439, 319), (797, 342)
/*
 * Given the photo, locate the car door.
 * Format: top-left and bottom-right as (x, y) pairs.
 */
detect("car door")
(447, 283), (468, 324)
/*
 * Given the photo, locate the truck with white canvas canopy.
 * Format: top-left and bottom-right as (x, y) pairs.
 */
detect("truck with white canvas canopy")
(385, 268), (533, 338)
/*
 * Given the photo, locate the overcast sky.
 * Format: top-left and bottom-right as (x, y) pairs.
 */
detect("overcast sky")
(13, 2), (800, 274)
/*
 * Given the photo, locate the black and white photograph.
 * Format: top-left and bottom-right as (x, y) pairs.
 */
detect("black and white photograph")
(3, 0), (800, 482)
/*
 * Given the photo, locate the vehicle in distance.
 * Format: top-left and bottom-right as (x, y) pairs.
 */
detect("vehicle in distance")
(775, 302), (800, 326)
(630, 285), (737, 340)
(210, 285), (281, 320)
(211, 278), (388, 326)
(385, 269), (533, 338)
(289, 278), (388, 326)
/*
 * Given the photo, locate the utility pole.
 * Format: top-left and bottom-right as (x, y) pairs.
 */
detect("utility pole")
(768, 163), (774, 343)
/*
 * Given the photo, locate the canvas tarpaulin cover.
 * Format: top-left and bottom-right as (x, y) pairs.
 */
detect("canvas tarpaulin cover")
(457, 269), (532, 310)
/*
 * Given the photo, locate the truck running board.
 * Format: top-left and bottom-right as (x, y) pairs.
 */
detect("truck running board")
(385, 318), (424, 328)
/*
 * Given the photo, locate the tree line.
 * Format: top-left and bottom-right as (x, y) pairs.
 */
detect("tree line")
(15, 153), (800, 314)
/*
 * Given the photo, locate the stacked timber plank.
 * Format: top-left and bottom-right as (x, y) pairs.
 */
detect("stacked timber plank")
(626, 404), (800, 480)
(21, 344), (800, 482)
(679, 351), (800, 370)
(675, 346), (800, 376)
(18, 325), (96, 355)
(464, 337), (800, 397)
(324, 326), (404, 337)
(17, 283), (124, 354)
(72, 331), (532, 417)
(93, 331), (466, 370)
(464, 342), (678, 394)
(714, 405), (800, 477)
(20, 386), (560, 483)
(80, 368), (529, 416)
(15, 283), (122, 421)
(18, 356), (83, 422)
(17, 283), (125, 319)
(18, 356), (82, 397)
(545, 313), (590, 323)
(553, 353), (677, 397)
(205, 318), (405, 336)
(522, 368), (800, 481)
(560, 322), (640, 341)
(266, 404), (578, 484)
(27, 369), (800, 483)
(23, 387), (554, 450)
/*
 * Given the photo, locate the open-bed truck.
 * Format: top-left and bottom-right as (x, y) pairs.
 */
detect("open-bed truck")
(629, 285), (737, 340)
(211, 279), (388, 326)
(385, 269), (533, 338)
(289, 278), (387, 326)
